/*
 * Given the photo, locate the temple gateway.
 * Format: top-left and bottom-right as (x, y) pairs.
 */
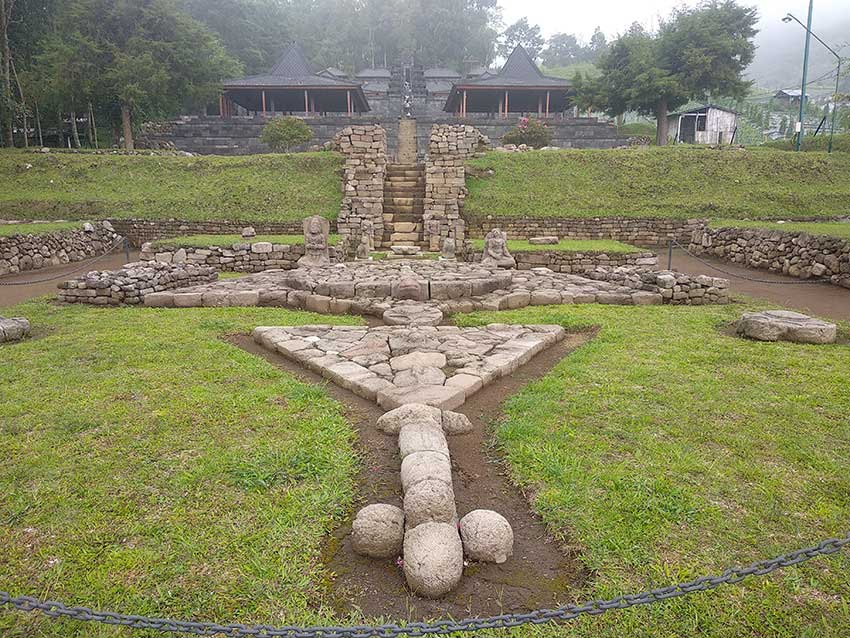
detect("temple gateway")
(147, 44), (628, 156)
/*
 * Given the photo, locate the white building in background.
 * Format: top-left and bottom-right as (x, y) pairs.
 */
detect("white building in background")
(669, 104), (739, 145)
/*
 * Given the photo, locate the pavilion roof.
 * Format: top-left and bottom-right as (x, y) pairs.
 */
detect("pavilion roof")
(223, 45), (362, 89)
(454, 46), (569, 89)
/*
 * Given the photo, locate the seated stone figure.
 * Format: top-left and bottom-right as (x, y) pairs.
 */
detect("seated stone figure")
(297, 215), (331, 267)
(480, 228), (516, 269)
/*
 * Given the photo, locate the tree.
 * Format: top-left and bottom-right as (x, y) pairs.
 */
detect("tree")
(0, 0), (14, 146)
(588, 27), (608, 60)
(498, 18), (544, 60)
(541, 33), (584, 67)
(260, 116), (313, 151)
(575, 2), (757, 146)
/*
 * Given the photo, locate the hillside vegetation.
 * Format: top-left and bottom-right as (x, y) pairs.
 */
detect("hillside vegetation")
(465, 147), (850, 219)
(762, 133), (850, 154)
(0, 151), (342, 222)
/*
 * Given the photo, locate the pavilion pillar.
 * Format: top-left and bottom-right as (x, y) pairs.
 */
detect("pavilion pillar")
(304, 89), (309, 115)
(270, 97), (275, 114)
(546, 91), (550, 118)
(347, 90), (351, 116)
(538, 94), (542, 116)
(462, 90), (467, 118)
(261, 90), (266, 114)
(219, 95), (225, 118)
(504, 90), (508, 118)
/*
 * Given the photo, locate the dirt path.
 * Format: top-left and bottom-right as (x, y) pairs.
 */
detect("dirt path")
(0, 250), (139, 309)
(658, 248), (850, 322)
(231, 331), (594, 622)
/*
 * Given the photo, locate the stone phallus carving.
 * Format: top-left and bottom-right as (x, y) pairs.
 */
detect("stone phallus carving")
(297, 215), (331, 267)
(480, 228), (516, 269)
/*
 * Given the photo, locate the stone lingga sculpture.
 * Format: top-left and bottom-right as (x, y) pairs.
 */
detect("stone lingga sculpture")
(480, 228), (516, 269)
(355, 232), (371, 260)
(297, 215), (331, 267)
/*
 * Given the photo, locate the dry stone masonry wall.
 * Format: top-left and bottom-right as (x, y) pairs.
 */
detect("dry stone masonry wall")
(108, 219), (309, 248)
(690, 225), (850, 288)
(57, 261), (217, 305)
(423, 125), (488, 248)
(0, 222), (120, 276)
(586, 266), (729, 305)
(466, 249), (658, 273)
(139, 241), (341, 272)
(335, 125), (388, 252)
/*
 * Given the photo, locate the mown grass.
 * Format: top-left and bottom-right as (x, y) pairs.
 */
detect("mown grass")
(0, 150), (343, 222)
(710, 219), (850, 241)
(150, 234), (341, 249)
(762, 132), (850, 153)
(469, 238), (642, 254)
(0, 221), (83, 236)
(458, 303), (850, 637)
(2, 298), (849, 636)
(465, 147), (850, 220)
(0, 300), (362, 637)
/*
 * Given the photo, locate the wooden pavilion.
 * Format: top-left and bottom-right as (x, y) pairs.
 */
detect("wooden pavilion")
(220, 45), (369, 117)
(443, 46), (571, 118)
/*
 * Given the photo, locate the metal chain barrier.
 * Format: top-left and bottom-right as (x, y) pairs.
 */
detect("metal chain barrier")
(0, 236), (128, 286)
(2, 532), (847, 637)
(669, 240), (833, 285)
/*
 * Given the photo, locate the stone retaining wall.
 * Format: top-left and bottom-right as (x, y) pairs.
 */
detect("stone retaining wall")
(139, 241), (342, 271)
(0, 222), (120, 276)
(465, 249), (658, 273)
(57, 261), (218, 305)
(586, 267), (729, 305)
(689, 226), (850, 288)
(107, 218), (314, 248)
(464, 216), (704, 247)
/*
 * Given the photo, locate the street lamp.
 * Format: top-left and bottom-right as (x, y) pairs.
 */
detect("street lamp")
(783, 7), (843, 153)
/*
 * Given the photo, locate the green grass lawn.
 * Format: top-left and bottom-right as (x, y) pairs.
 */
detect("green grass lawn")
(761, 132), (850, 153)
(0, 150), (342, 223)
(710, 219), (850, 241)
(0, 221), (83, 236)
(465, 147), (850, 220)
(150, 234), (341, 249)
(470, 238), (642, 253)
(1, 298), (848, 636)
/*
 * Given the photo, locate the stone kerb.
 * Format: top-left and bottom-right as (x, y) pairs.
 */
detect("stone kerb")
(334, 124), (388, 252)
(0, 221), (120, 277)
(423, 124), (488, 249)
(690, 225), (850, 289)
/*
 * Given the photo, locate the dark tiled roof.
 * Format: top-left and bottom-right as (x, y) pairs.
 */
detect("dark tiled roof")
(426, 79), (454, 94)
(319, 67), (349, 78)
(456, 46), (569, 88)
(424, 67), (461, 78)
(224, 45), (360, 88)
(670, 103), (740, 117)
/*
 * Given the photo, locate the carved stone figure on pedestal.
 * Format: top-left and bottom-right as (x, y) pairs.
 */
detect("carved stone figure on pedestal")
(355, 232), (371, 260)
(427, 218), (442, 252)
(480, 228), (516, 269)
(297, 215), (331, 267)
(440, 236), (456, 261)
(361, 218), (375, 251)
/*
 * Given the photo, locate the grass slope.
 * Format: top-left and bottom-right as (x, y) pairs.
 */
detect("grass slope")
(0, 301), (361, 637)
(469, 238), (641, 253)
(0, 150), (342, 223)
(466, 147), (850, 220)
(458, 304), (849, 637)
(0, 221), (83, 236)
(711, 219), (850, 241)
(762, 133), (850, 153)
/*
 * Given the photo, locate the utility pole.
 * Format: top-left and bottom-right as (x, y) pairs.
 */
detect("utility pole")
(795, 0), (814, 152)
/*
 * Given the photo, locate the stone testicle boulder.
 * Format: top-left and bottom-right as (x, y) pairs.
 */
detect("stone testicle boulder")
(736, 310), (837, 345)
(376, 403), (442, 434)
(403, 522), (464, 598)
(351, 503), (405, 559)
(459, 509), (514, 564)
(404, 479), (457, 528)
(441, 410), (473, 435)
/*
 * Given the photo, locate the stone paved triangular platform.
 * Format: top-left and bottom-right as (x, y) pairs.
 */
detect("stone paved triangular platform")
(253, 324), (565, 410)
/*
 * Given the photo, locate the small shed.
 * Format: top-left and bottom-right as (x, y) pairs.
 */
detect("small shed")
(669, 104), (739, 145)
(773, 89), (808, 108)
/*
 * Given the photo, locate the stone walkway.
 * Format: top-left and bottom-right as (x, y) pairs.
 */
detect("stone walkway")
(253, 323), (566, 410)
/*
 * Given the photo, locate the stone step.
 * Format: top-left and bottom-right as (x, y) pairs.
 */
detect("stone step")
(385, 197), (417, 206)
(390, 232), (421, 242)
(385, 179), (423, 187)
(386, 172), (424, 180)
(388, 214), (423, 223)
(385, 205), (423, 215)
(391, 222), (421, 233)
(387, 163), (423, 171)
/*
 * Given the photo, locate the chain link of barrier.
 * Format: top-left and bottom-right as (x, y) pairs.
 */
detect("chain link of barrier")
(669, 240), (833, 285)
(2, 533), (847, 637)
(0, 236), (128, 286)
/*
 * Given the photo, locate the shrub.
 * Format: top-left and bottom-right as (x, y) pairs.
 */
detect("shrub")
(501, 117), (553, 148)
(260, 117), (313, 152)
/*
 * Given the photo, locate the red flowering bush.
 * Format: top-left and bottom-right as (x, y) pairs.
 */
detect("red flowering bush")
(502, 117), (552, 148)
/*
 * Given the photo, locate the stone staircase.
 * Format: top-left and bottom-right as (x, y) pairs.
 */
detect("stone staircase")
(382, 163), (425, 247)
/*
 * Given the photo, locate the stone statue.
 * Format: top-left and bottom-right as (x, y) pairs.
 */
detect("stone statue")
(440, 236), (456, 261)
(426, 218), (442, 252)
(338, 234), (351, 261)
(355, 232), (371, 260)
(297, 215), (331, 267)
(395, 268), (423, 300)
(361, 218), (375, 251)
(480, 228), (516, 269)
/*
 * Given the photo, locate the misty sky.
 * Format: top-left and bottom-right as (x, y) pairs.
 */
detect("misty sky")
(498, 0), (847, 42)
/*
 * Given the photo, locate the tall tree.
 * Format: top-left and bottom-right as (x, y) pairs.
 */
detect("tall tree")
(576, 2), (758, 145)
(541, 33), (584, 67)
(0, 0), (14, 146)
(497, 18), (544, 60)
(587, 27), (608, 60)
